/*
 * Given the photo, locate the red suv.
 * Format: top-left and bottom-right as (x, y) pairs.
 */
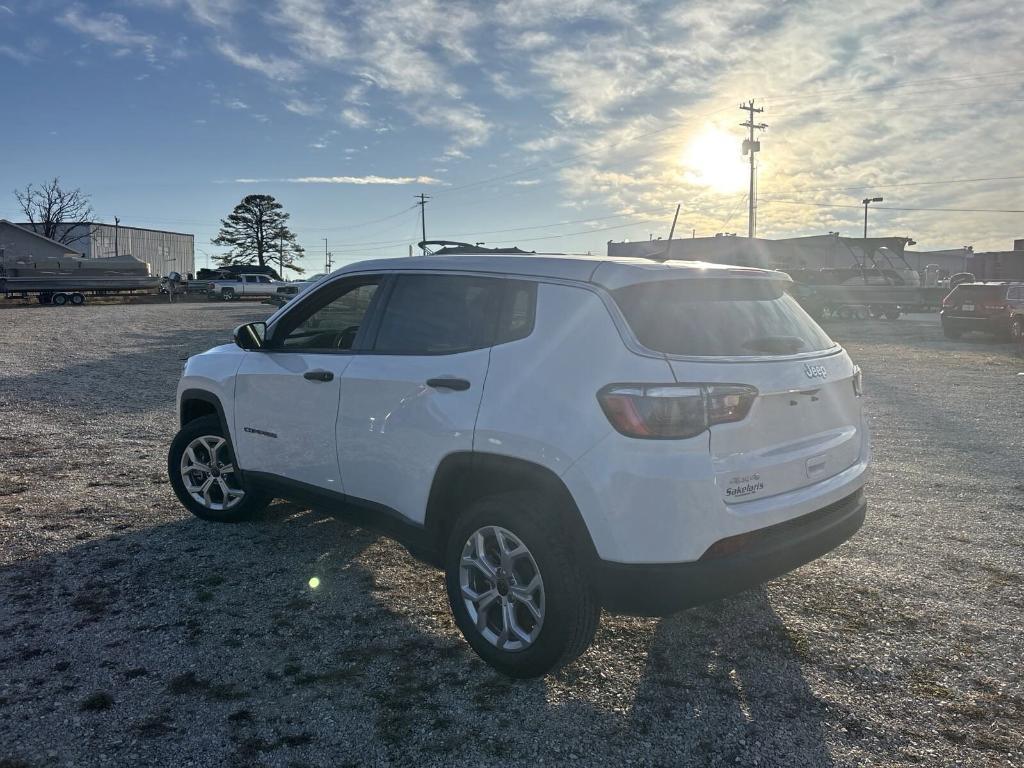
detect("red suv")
(940, 282), (1024, 340)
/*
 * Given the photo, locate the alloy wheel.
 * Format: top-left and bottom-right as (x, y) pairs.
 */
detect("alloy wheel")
(179, 435), (245, 511)
(459, 526), (545, 651)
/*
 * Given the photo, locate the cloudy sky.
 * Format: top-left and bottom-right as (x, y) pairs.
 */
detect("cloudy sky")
(1, 0), (1022, 270)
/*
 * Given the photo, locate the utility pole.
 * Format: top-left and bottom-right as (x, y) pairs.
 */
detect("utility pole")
(114, 216), (120, 257)
(415, 193), (430, 255)
(662, 203), (680, 260)
(739, 100), (767, 239)
(862, 197), (883, 238)
(324, 237), (330, 272)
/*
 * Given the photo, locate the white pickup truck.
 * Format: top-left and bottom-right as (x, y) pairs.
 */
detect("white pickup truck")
(207, 274), (298, 301)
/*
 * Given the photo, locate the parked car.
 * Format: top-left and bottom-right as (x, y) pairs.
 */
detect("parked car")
(169, 254), (869, 677)
(207, 273), (297, 301)
(940, 282), (1024, 340)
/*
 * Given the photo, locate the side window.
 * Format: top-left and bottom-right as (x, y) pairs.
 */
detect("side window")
(373, 274), (504, 354)
(258, 276), (271, 284)
(245, 275), (259, 283)
(274, 278), (381, 351)
(496, 280), (537, 344)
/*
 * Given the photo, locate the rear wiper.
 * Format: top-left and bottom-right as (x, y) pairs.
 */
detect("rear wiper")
(742, 336), (806, 354)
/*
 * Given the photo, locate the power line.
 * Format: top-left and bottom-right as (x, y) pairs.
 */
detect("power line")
(785, 175), (1024, 194)
(302, 204), (418, 231)
(296, 204), (680, 251)
(760, 199), (1024, 213)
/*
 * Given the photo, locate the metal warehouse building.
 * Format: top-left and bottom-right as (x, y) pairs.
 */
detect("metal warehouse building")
(18, 222), (194, 277)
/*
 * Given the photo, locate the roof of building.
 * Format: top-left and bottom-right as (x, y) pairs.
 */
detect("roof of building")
(0, 220), (81, 254)
(335, 252), (790, 288)
(16, 221), (195, 238)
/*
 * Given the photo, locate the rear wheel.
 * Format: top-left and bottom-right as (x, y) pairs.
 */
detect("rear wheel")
(222, 288), (236, 301)
(444, 492), (599, 678)
(52, 292), (68, 306)
(167, 415), (267, 522)
(70, 292), (85, 306)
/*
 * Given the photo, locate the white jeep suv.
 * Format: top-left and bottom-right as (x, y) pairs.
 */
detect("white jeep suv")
(169, 254), (869, 678)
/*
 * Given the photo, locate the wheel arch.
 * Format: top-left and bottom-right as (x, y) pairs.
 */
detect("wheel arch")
(424, 452), (599, 570)
(179, 388), (229, 434)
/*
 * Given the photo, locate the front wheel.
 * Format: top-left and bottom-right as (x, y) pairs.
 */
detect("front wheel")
(444, 492), (600, 678)
(167, 415), (267, 522)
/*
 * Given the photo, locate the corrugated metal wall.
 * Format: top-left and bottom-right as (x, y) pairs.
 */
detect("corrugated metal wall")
(19, 222), (195, 277)
(89, 225), (195, 277)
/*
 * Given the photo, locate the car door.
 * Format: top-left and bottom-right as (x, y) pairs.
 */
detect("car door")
(243, 274), (262, 295)
(232, 274), (384, 493)
(336, 273), (508, 523)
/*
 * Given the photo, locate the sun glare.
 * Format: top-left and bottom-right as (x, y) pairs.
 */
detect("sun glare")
(680, 127), (749, 194)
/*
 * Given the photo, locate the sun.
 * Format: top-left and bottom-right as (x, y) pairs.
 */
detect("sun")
(679, 126), (749, 194)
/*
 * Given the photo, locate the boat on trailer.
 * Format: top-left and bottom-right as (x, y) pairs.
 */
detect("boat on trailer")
(1, 253), (160, 304)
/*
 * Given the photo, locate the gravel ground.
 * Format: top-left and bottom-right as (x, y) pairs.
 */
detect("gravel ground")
(0, 303), (1021, 767)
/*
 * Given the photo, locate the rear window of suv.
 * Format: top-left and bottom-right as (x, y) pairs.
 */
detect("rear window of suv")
(947, 285), (1006, 303)
(611, 277), (835, 357)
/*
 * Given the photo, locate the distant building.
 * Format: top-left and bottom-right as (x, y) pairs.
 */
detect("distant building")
(607, 233), (912, 271)
(17, 221), (194, 277)
(904, 248), (975, 275)
(907, 242), (1024, 281)
(0, 220), (80, 262)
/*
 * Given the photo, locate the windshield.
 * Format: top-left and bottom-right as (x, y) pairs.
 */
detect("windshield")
(611, 278), (835, 357)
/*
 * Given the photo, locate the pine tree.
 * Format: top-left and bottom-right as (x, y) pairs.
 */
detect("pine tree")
(212, 194), (305, 275)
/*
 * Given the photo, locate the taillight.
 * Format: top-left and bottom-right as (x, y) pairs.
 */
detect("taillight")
(852, 366), (863, 397)
(597, 383), (757, 439)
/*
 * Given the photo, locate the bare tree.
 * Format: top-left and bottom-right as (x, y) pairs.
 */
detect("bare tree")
(14, 177), (95, 246)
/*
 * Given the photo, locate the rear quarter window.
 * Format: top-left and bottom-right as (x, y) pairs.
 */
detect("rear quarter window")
(611, 277), (835, 357)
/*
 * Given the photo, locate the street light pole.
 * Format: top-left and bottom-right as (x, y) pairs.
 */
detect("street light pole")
(862, 197), (883, 238)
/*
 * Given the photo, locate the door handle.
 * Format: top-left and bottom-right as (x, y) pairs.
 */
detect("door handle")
(426, 377), (470, 391)
(303, 370), (334, 382)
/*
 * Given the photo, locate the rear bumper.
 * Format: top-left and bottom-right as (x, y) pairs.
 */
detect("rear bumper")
(594, 489), (866, 616)
(940, 313), (1005, 334)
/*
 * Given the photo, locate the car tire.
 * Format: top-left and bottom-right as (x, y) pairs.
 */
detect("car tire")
(70, 292), (85, 306)
(167, 415), (268, 522)
(222, 288), (235, 301)
(52, 292), (68, 306)
(444, 491), (600, 678)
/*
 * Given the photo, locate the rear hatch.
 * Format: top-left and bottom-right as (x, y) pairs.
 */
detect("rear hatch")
(608, 274), (863, 504)
(943, 284), (1007, 318)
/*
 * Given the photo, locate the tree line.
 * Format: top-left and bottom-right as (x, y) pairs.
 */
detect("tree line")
(10, 179), (306, 275)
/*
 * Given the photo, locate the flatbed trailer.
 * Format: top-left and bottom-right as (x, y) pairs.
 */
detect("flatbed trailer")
(1, 279), (161, 305)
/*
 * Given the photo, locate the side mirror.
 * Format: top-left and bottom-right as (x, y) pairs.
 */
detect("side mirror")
(233, 321), (267, 350)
